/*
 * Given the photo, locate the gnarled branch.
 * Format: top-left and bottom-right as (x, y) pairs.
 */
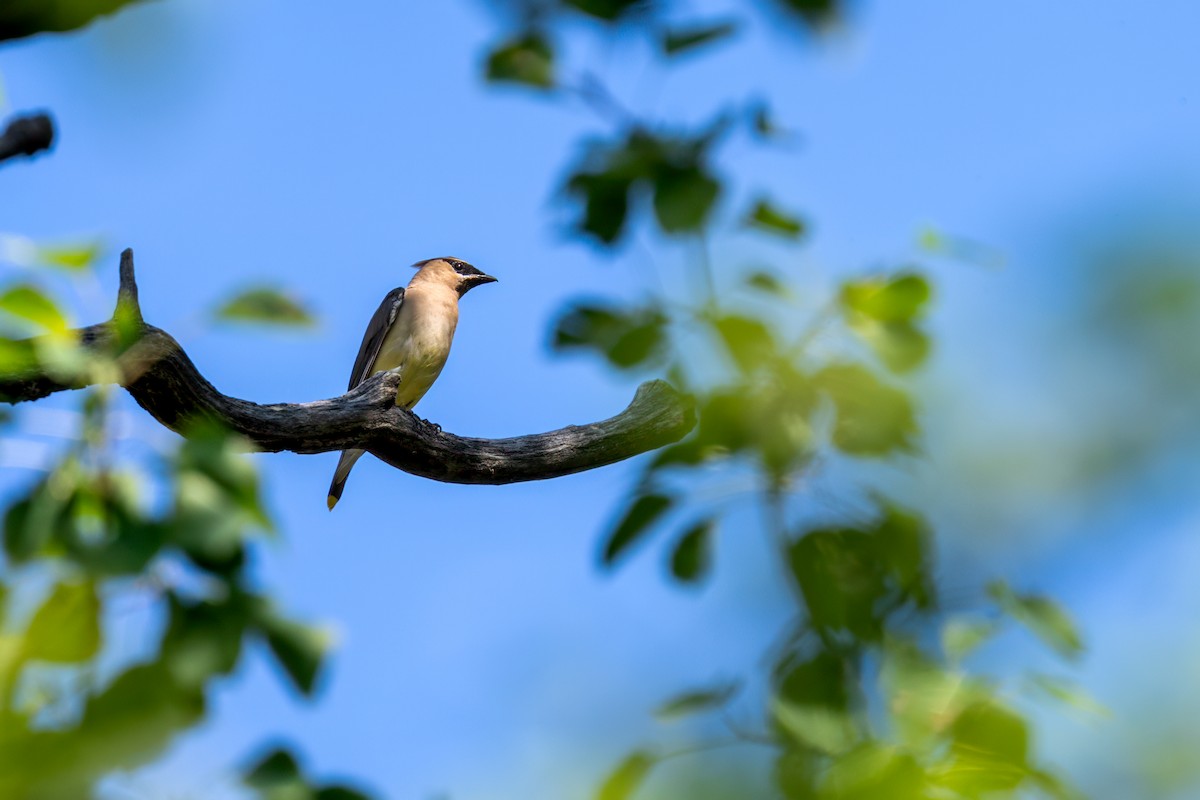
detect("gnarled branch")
(0, 250), (696, 484)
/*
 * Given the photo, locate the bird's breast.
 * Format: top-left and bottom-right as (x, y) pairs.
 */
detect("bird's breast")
(375, 288), (460, 409)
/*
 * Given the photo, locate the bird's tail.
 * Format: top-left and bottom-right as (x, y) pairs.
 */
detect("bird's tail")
(327, 449), (366, 510)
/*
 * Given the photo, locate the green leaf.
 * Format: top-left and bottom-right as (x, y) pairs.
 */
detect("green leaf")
(774, 696), (858, 756)
(0, 283), (68, 332)
(854, 321), (931, 374)
(668, 518), (715, 584)
(170, 420), (272, 572)
(68, 661), (205, 785)
(661, 21), (738, 56)
(840, 273), (931, 324)
(177, 420), (270, 525)
(872, 501), (934, 608)
(652, 166), (720, 233)
(59, 479), (165, 576)
(244, 746), (304, 790)
(38, 242), (102, 271)
(596, 751), (656, 800)
(941, 617), (999, 664)
(485, 33), (555, 89)
(552, 302), (668, 371)
(880, 641), (980, 748)
(819, 744), (928, 800)
(790, 529), (884, 638)
(315, 787), (374, 800)
(654, 680), (738, 720)
(0, 336), (38, 380)
(789, 509), (932, 642)
(315, 787), (373, 800)
(744, 270), (789, 296)
(814, 364), (918, 456)
(32, 333), (90, 385)
(988, 581), (1084, 659)
(646, 438), (710, 471)
(565, 128), (721, 245)
(777, 0), (841, 28)
(170, 470), (250, 574)
(711, 314), (776, 373)
(944, 702), (1031, 794)
(693, 371), (818, 481)
(695, 390), (757, 454)
(3, 465), (88, 563)
(601, 493), (674, 567)
(3, 495), (47, 563)
(774, 748), (818, 800)
(1026, 674), (1110, 718)
(257, 610), (329, 697)
(161, 594), (249, 689)
(23, 581), (102, 663)
(744, 198), (805, 239)
(566, 0), (643, 22)
(567, 173), (632, 244)
(214, 287), (316, 327)
(774, 651), (857, 755)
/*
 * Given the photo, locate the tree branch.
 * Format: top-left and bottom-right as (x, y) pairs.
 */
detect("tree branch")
(0, 249), (696, 484)
(0, 113), (54, 165)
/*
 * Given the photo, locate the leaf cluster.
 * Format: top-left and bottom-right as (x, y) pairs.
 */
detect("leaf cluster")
(482, 13), (1096, 798)
(0, 410), (341, 796)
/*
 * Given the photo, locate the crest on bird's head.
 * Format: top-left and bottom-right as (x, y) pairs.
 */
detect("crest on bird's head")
(412, 257), (485, 277)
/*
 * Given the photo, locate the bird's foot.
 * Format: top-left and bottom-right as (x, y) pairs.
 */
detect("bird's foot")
(414, 414), (442, 433)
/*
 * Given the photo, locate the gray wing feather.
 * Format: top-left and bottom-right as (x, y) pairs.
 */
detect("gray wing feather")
(347, 287), (404, 391)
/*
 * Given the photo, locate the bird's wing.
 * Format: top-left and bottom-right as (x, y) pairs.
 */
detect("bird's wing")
(346, 287), (405, 391)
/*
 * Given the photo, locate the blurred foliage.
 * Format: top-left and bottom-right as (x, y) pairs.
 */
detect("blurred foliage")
(483, 3), (1086, 800)
(564, 124), (726, 244)
(0, 0), (149, 41)
(0, 402), (337, 796)
(486, 33), (556, 89)
(214, 286), (318, 328)
(660, 21), (739, 58)
(744, 198), (806, 239)
(0, 0), (1098, 797)
(0, 246), (354, 796)
(241, 744), (373, 800)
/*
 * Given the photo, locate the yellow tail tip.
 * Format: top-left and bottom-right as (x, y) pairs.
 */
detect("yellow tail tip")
(327, 494), (338, 511)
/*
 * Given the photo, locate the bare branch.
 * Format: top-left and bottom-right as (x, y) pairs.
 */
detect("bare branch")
(0, 249), (696, 485)
(0, 113), (54, 165)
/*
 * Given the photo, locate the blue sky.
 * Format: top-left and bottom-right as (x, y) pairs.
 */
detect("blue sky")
(4, 1), (1200, 797)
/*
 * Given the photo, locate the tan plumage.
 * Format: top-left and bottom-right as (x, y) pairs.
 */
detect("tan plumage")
(327, 257), (497, 509)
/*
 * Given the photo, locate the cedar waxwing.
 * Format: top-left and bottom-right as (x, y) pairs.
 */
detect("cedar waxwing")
(327, 257), (497, 509)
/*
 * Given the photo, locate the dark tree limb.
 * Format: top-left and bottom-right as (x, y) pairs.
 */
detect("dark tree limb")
(0, 113), (54, 165)
(0, 250), (696, 484)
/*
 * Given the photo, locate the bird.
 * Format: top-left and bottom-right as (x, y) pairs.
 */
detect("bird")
(327, 257), (497, 509)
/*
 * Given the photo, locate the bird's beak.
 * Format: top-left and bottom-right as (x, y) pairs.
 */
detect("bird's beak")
(458, 271), (497, 297)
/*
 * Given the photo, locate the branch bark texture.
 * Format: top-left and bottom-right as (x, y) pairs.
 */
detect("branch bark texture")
(0, 250), (696, 484)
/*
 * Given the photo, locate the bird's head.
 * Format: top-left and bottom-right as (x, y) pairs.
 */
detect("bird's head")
(412, 257), (498, 297)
